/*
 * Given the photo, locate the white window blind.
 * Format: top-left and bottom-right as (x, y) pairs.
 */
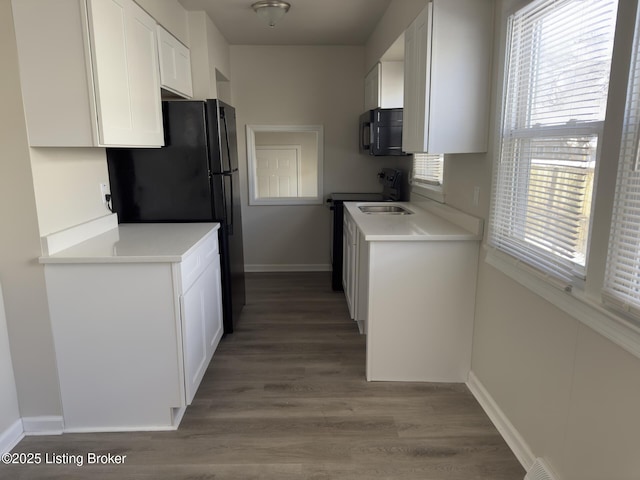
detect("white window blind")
(489, 0), (617, 285)
(604, 3), (640, 322)
(412, 153), (444, 186)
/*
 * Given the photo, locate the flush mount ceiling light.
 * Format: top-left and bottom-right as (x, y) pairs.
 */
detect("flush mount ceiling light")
(251, 0), (291, 28)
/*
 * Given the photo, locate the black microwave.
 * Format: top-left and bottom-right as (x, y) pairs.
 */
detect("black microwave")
(359, 108), (408, 156)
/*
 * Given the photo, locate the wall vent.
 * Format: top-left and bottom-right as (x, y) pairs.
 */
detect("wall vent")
(524, 458), (559, 480)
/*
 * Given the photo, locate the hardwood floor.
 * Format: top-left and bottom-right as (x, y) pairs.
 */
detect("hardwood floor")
(4, 272), (524, 479)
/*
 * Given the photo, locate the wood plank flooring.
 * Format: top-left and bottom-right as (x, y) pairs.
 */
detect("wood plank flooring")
(3, 272), (524, 479)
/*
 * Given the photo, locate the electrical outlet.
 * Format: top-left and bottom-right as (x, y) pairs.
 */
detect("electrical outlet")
(100, 183), (110, 205)
(473, 186), (480, 207)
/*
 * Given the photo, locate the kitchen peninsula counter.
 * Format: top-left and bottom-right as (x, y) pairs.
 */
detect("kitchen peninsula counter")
(342, 200), (482, 383)
(39, 220), (223, 432)
(39, 223), (219, 264)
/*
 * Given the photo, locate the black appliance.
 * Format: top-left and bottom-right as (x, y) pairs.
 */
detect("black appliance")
(106, 99), (245, 334)
(327, 168), (408, 291)
(359, 108), (408, 156)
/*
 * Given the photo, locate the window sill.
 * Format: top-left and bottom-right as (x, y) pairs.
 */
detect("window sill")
(248, 197), (323, 206)
(484, 247), (640, 360)
(411, 183), (445, 203)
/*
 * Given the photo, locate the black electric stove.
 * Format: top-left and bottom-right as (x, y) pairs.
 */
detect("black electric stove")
(327, 168), (407, 291)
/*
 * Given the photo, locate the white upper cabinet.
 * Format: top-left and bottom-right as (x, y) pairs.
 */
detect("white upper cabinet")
(157, 25), (193, 99)
(12, 0), (164, 148)
(364, 61), (404, 111)
(402, 0), (493, 154)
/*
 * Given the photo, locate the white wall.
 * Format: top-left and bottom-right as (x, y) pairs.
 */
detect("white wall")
(231, 46), (409, 269)
(440, 0), (640, 478)
(0, 282), (21, 450)
(473, 261), (640, 480)
(30, 148), (111, 236)
(364, 0), (426, 72)
(1, 0), (62, 419)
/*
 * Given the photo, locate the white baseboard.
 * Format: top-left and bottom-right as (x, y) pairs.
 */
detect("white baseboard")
(22, 416), (64, 436)
(466, 371), (535, 470)
(0, 419), (24, 454)
(63, 425), (178, 433)
(245, 264), (331, 273)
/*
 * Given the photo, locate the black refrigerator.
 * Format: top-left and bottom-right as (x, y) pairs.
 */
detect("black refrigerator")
(106, 99), (246, 334)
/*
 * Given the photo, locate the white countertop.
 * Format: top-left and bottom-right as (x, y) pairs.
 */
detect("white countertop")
(39, 223), (220, 264)
(345, 202), (481, 241)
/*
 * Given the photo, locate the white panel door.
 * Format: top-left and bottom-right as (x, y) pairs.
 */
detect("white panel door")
(87, 0), (163, 147)
(255, 146), (300, 198)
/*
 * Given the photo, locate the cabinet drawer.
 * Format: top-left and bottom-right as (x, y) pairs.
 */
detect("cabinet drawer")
(180, 233), (219, 292)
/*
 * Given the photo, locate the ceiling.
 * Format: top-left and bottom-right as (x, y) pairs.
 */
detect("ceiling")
(177, 0), (392, 45)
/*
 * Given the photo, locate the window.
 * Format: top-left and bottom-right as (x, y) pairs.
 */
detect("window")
(489, 0), (618, 286)
(412, 153), (444, 186)
(246, 125), (324, 206)
(604, 3), (640, 322)
(411, 153), (444, 202)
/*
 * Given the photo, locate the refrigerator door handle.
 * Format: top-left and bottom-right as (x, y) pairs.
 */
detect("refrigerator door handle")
(228, 174), (234, 235)
(213, 173), (228, 233)
(221, 108), (234, 173)
(214, 172), (234, 235)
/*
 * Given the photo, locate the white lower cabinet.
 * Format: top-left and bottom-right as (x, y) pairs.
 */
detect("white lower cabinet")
(346, 230), (480, 382)
(363, 240), (478, 382)
(343, 203), (480, 382)
(44, 230), (222, 432)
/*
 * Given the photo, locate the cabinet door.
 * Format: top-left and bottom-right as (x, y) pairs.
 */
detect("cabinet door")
(427, 0), (492, 153)
(181, 259), (222, 404)
(355, 230), (369, 334)
(342, 212), (357, 319)
(402, 12), (417, 152)
(11, 0), (98, 146)
(403, 5), (432, 153)
(87, 0), (164, 147)
(342, 216), (351, 314)
(364, 63), (381, 111)
(203, 258), (224, 363)
(157, 26), (193, 98)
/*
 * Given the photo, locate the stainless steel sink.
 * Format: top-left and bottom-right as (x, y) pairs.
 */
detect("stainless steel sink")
(358, 205), (413, 215)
